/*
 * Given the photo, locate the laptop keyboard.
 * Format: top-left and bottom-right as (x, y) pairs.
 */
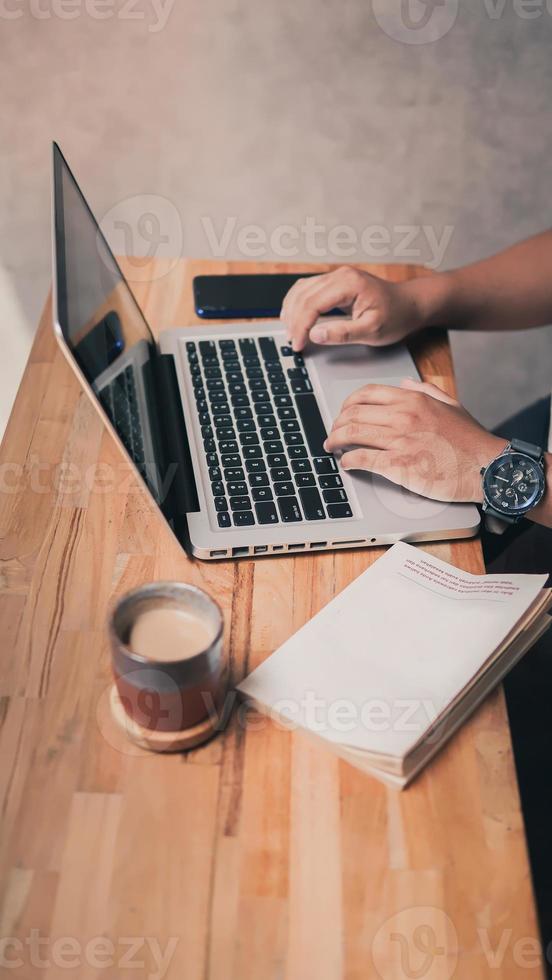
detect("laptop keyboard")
(99, 365), (147, 476)
(186, 337), (353, 529)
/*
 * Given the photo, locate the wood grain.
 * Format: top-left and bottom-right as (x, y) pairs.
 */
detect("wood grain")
(0, 260), (543, 979)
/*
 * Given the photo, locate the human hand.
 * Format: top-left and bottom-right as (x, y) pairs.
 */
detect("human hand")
(280, 266), (425, 352)
(323, 378), (507, 503)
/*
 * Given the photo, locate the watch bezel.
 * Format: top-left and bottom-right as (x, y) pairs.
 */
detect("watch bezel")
(482, 450), (545, 517)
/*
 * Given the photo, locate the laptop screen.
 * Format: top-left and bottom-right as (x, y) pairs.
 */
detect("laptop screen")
(52, 143), (162, 501)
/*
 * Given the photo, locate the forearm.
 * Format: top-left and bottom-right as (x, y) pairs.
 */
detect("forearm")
(405, 229), (552, 332)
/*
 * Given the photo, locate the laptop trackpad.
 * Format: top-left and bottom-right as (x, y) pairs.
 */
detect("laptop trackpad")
(324, 377), (407, 422)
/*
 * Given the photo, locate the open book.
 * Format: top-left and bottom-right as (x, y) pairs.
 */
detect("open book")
(238, 542), (552, 788)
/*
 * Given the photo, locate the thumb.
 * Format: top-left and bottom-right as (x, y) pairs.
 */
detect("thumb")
(309, 311), (380, 346)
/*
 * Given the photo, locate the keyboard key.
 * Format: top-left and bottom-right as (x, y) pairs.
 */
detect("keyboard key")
(260, 427), (278, 441)
(287, 367), (308, 380)
(267, 453), (287, 468)
(282, 420), (300, 433)
(246, 459), (266, 474)
(284, 433), (304, 447)
(277, 496), (302, 522)
(201, 424), (213, 440)
(216, 428), (235, 441)
(277, 407), (296, 421)
(227, 481), (247, 496)
(259, 336), (279, 362)
(209, 390), (228, 404)
(295, 473), (316, 488)
(246, 367), (264, 380)
(233, 510), (255, 527)
(252, 387), (270, 400)
(209, 465), (222, 481)
(207, 378), (224, 392)
(327, 503), (353, 519)
(224, 467), (245, 481)
(318, 474), (343, 489)
(253, 500), (278, 524)
(231, 394), (250, 408)
(257, 415), (276, 428)
(271, 383), (289, 396)
(239, 338), (257, 357)
(240, 432), (259, 446)
(274, 395), (292, 408)
(288, 446), (307, 459)
(294, 354), (305, 366)
(225, 370), (243, 384)
(242, 355), (260, 368)
(221, 454), (241, 468)
(323, 488), (348, 504)
(274, 481), (294, 496)
(199, 411), (210, 426)
(223, 359), (240, 373)
(244, 446), (262, 460)
(213, 415), (232, 428)
(263, 440), (284, 454)
(217, 511), (231, 528)
(206, 453), (218, 468)
(214, 496), (228, 512)
(295, 393), (328, 458)
(291, 458), (312, 474)
(270, 467), (291, 482)
(254, 403), (272, 416)
(237, 419), (256, 433)
(199, 340), (217, 358)
(219, 440), (238, 454)
(280, 345), (293, 357)
(211, 480), (225, 496)
(252, 486), (273, 502)
(267, 371), (285, 385)
(204, 366), (222, 379)
(186, 340), (197, 355)
(229, 383), (247, 397)
(204, 438), (216, 454)
(196, 398), (208, 414)
(234, 407), (253, 420)
(291, 379), (313, 394)
(249, 473), (269, 487)
(314, 456), (337, 474)
(299, 486), (326, 520)
(219, 339), (236, 351)
(229, 496), (252, 511)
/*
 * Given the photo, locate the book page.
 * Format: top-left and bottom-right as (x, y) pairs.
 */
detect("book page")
(238, 542), (547, 759)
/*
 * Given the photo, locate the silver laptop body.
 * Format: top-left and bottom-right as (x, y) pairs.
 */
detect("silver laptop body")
(51, 143), (479, 561)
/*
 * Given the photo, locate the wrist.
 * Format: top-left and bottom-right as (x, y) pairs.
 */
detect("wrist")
(398, 272), (458, 332)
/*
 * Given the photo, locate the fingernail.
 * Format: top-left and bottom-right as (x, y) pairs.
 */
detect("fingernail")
(310, 326), (327, 344)
(323, 439), (329, 451)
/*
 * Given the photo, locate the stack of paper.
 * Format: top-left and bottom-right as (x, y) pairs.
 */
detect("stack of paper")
(238, 542), (551, 788)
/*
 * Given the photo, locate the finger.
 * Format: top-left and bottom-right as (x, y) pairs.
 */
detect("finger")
(280, 274), (327, 328)
(341, 384), (404, 411)
(340, 448), (390, 478)
(309, 311), (380, 346)
(330, 404), (393, 431)
(324, 423), (390, 452)
(400, 377), (457, 406)
(282, 278), (356, 351)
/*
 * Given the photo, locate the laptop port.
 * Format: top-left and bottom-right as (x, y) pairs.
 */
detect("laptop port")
(232, 546), (249, 557)
(254, 545), (268, 554)
(335, 539), (364, 547)
(273, 545), (284, 551)
(311, 541), (327, 548)
(288, 543), (305, 550)
(210, 550), (227, 558)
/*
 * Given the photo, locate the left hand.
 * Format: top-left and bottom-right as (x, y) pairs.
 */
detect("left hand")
(324, 378), (507, 503)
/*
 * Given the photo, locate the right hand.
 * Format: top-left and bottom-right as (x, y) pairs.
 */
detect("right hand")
(280, 266), (424, 352)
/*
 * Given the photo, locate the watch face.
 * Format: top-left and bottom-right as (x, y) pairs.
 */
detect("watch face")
(483, 452), (544, 515)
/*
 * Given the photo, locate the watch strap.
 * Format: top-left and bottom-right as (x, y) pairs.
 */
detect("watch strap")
(509, 438), (543, 463)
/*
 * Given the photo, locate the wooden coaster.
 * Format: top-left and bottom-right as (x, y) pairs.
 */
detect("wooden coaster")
(109, 685), (221, 753)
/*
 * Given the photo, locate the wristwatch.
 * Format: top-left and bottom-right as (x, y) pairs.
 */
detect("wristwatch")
(480, 438), (546, 530)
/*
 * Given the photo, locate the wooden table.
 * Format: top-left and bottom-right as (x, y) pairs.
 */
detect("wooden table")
(0, 260), (543, 979)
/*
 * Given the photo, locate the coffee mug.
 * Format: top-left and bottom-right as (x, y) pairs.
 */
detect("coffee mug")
(109, 582), (226, 734)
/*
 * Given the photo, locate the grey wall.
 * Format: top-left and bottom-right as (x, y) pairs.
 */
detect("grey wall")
(1, 0), (551, 434)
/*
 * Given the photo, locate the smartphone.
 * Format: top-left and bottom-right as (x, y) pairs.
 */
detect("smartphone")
(193, 273), (343, 319)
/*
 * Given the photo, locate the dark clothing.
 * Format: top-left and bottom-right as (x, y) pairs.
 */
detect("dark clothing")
(481, 396), (552, 975)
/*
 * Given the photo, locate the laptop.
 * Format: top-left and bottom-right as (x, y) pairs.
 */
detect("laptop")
(51, 143), (479, 560)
